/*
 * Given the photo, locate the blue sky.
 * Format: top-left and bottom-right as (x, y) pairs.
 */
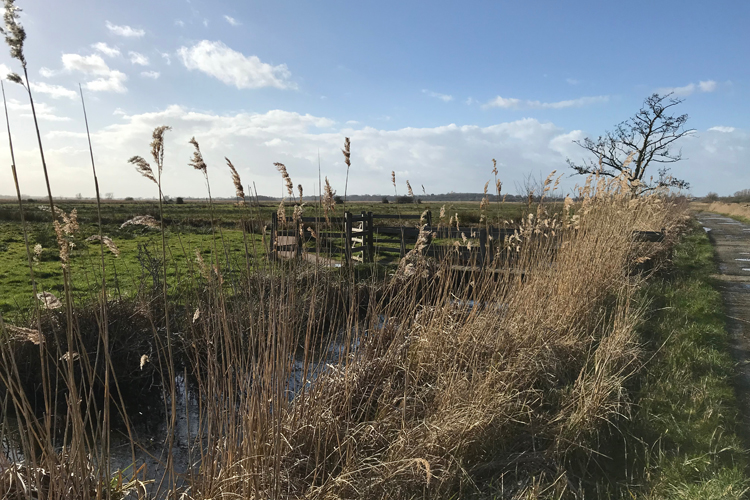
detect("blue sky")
(0, 0), (747, 198)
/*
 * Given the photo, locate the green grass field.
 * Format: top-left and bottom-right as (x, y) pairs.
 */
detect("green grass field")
(0, 198), (529, 315)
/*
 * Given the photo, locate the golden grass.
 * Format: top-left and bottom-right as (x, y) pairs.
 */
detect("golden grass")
(693, 200), (750, 221)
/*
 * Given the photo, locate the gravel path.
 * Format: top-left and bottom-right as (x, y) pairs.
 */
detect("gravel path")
(696, 212), (750, 415)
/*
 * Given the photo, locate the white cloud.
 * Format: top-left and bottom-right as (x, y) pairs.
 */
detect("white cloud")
(37, 106), (586, 197)
(203, 19), (209, 27)
(140, 71), (160, 79)
(483, 96), (522, 109)
(62, 53), (110, 75)
(159, 51), (171, 65)
(224, 15), (241, 26)
(6, 98), (70, 121)
(129, 51), (149, 66)
(708, 126), (735, 133)
(699, 80), (717, 92)
(92, 42), (120, 57)
(62, 52), (128, 93)
(39, 67), (56, 78)
(105, 21), (145, 38)
(175, 19), (185, 28)
(421, 89), (453, 102)
(528, 95), (609, 109)
(2, 104), (746, 198)
(0, 63), (10, 78)
(30, 82), (77, 100)
(85, 71), (128, 93)
(178, 40), (296, 90)
(660, 79), (718, 97)
(483, 95), (608, 109)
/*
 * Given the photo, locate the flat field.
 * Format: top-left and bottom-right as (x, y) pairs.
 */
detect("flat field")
(0, 198), (529, 314)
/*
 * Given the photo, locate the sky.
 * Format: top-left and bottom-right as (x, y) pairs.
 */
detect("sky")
(0, 0), (747, 199)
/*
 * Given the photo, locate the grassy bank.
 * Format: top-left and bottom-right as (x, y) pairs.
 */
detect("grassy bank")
(626, 223), (748, 498)
(691, 201), (750, 224)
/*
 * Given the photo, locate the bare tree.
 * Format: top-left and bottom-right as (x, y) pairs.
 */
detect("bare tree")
(567, 93), (695, 193)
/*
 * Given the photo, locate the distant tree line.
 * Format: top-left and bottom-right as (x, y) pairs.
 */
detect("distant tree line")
(704, 189), (750, 204)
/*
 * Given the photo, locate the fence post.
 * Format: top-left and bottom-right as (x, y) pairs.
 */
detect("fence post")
(367, 211), (374, 263)
(270, 212), (277, 260)
(426, 210), (432, 228)
(479, 227), (487, 265)
(345, 211), (353, 264)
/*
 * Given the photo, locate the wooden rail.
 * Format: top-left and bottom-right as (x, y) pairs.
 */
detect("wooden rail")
(270, 210), (665, 266)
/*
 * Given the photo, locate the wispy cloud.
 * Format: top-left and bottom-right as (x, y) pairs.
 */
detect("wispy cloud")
(128, 51), (149, 66)
(565, 78), (581, 85)
(6, 98), (70, 121)
(483, 96), (521, 109)
(30, 82), (77, 100)
(483, 95), (609, 109)
(62, 53), (111, 75)
(92, 42), (120, 57)
(421, 89), (453, 102)
(140, 71), (160, 79)
(659, 79), (717, 97)
(178, 40), (295, 90)
(105, 21), (145, 38)
(224, 15), (241, 26)
(85, 72), (128, 93)
(708, 126), (735, 133)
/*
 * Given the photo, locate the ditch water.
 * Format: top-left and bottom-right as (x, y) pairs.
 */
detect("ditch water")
(1, 340), (350, 497)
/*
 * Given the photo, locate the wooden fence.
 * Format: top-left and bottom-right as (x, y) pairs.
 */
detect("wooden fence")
(269, 210), (665, 265)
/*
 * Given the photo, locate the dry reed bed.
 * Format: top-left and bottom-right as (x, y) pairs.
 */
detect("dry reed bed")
(178, 184), (687, 499)
(0, 179), (687, 500)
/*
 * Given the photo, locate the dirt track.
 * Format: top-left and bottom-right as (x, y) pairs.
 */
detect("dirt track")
(696, 212), (750, 417)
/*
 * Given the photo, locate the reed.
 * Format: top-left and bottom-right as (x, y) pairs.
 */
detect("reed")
(0, 13), (692, 496)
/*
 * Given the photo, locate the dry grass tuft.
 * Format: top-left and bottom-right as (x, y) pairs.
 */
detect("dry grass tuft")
(120, 214), (160, 229)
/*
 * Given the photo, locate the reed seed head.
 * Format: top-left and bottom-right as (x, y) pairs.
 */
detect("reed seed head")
(1, 0), (26, 67)
(275, 162), (294, 196)
(188, 136), (207, 174)
(342, 137), (351, 168)
(150, 125), (171, 173)
(225, 157), (245, 200)
(85, 235), (120, 256)
(6, 71), (22, 85)
(323, 177), (336, 222)
(406, 180), (414, 198)
(129, 155), (156, 184)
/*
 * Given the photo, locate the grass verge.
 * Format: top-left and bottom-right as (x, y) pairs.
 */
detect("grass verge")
(625, 222), (749, 498)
